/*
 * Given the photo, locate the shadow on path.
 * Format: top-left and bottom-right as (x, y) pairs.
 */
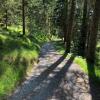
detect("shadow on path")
(28, 55), (75, 100)
(23, 52), (67, 97)
(9, 52), (67, 100)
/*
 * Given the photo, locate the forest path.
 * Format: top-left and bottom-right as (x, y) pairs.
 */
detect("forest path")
(8, 42), (99, 100)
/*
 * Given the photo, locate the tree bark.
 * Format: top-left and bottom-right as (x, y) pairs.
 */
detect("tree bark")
(66, 0), (76, 53)
(5, 9), (8, 30)
(78, 0), (88, 57)
(22, 0), (25, 35)
(86, 0), (100, 62)
(63, 0), (68, 44)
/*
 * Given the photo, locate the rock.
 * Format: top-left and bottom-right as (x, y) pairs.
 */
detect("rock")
(79, 93), (92, 100)
(85, 79), (89, 84)
(77, 78), (84, 83)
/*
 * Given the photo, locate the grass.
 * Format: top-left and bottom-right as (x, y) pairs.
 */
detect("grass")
(0, 26), (49, 99)
(0, 62), (24, 98)
(53, 40), (100, 82)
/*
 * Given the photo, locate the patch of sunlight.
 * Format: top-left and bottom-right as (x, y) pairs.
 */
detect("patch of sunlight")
(74, 57), (88, 73)
(0, 62), (18, 95)
(1, 50), (19, 65)
(20, 48), (39, 59)
(74, 56), (100, 80)
(0, 34), (7, 40)
(95, 68), (100, 78)
(8, 26), (22, 32)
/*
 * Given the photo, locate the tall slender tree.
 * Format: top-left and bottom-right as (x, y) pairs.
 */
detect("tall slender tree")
(5, 9), (8, 29)
(66, 0), (76, 53)
(87, 0), (100, 62)
(63, 0), (68, 44)
(22, 0), (25, 35)
(78, 0), (88, 57)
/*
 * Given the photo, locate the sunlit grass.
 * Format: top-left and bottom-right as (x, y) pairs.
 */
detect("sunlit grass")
(8, 25), (22, 32)
(0, 26), (49, 99)
(0, 62), (20, 98)
(74, 57), (88, 72)
(74, 56), (100, 82)
(54, 40), (100, 82)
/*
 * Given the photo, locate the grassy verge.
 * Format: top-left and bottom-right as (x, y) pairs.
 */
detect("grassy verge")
(0, 27), (49, 99)
(53, 40), (100, 83)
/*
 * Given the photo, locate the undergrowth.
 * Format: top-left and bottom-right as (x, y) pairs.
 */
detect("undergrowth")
(53, 40), (100, 83)
(0, 26), (49, 99)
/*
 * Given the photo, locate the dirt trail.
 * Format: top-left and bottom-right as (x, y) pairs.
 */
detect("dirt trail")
(8, 42), (100, 100)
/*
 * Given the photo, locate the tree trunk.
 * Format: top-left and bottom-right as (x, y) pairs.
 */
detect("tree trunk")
(86, 0), (100, 62)
(5, 9), (8, 30)
(63, 0), (68, 44)
(66, 0), (76, 53)
(43, 0), (47, 33)
(78, 0), (88, 57)
(22, 0), (25, 35)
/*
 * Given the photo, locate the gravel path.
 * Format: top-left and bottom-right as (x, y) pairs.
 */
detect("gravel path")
(8, 42), (100, 100)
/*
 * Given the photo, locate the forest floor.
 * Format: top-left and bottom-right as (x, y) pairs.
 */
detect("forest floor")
(8, 42), (100, 100)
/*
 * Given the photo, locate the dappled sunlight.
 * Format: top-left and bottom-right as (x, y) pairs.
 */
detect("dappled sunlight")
(51, 70), (91, 100)
(8, 43), (68, 99)
(0, 27), (49, 99)
(0, 0), (100, 99)
(23, 56), (75, 100)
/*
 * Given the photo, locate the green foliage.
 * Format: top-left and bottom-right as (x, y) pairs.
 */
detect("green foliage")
(0, 61), (24, 99)
(74, 57), (100, 82)
(53, 0), (66, 28)
(54, 40), (100, 82)
(26, 0), (57, 34)
(96, 43), (100, 67)
(0, 26), (49, 99)
(0, 0), (99, 98)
